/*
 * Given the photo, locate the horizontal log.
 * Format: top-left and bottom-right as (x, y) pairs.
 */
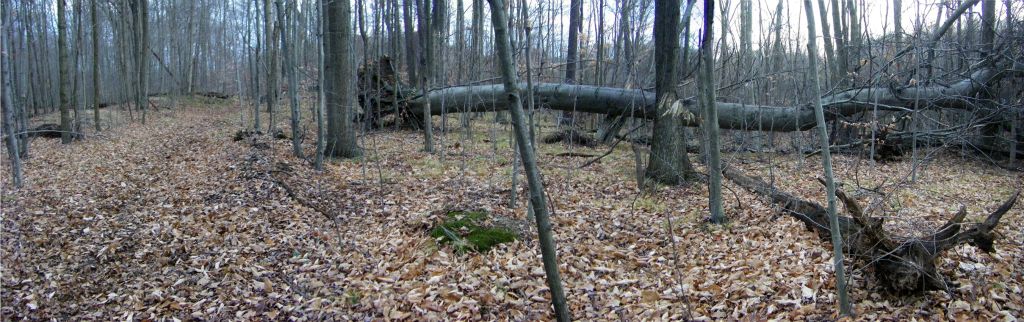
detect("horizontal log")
(410, 64), (1019, 132)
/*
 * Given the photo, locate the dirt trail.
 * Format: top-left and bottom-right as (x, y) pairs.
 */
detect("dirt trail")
(1, 107), (359, 320)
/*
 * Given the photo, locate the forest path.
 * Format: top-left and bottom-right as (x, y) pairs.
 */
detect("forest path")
(0, 104), (366, 320)
(2, 100), (1023, 320)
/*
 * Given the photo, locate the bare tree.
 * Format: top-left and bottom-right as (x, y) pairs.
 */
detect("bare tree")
(92, 0), (100, 131)
(264, 0), (278, 132)
(323, 0), (362, 158)
(417, 0), (435, 152)
(645, 0), (694, 185)
(58, 0), (72, 143)
(701, 0), (724, 224)
(133, 0), (148, 124)
(2, 14), (23, 187)
(802, 0), (851, 315)
(485, 0), (570, 319)
(277, 0), (302, 158)
(558, 0), (582, 127)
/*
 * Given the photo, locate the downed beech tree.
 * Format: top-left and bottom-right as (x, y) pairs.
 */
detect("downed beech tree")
(360, 59), (1023, 132)
(723, 166), (1019, 293)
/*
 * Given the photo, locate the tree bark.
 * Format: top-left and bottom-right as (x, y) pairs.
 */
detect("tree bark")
(323, 0), (362, 158)
(486, 0), (570, 320)
(2, 17), (23, 187)
(701, 0), (724, 223)
(402, 0), (417, 83)
(58, 0), (72, 143)
(725, 166), (1019, 294)
(645, 0), (694, 185)
(893, 0), (902, 43)
(265, 0), (278, 131)
(136, 0), (148, 124)
(417, 0), (435, 152)
(558, 0), (582, 127)
(802, 0), (851, 314)
(396, 62), (1018, 132)
(277, 0), (302, 158)
(92, 0), (101, 132)
(817, 0), (838, 85)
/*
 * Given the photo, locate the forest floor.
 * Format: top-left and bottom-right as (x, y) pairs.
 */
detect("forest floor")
(1, 98), (1022, 321)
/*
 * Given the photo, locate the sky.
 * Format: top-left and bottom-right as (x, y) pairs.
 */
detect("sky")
(561, 0), (1019, 52)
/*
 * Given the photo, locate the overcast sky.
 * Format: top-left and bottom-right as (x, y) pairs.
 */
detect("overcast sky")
(560, 0), (1019, 52)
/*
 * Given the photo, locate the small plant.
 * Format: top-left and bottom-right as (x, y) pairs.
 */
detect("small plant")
(344, 290), (362, 305)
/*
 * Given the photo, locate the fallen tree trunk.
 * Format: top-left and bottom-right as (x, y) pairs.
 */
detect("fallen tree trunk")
(723, 166), (1019, 293)
(395, 62), (1022, 132)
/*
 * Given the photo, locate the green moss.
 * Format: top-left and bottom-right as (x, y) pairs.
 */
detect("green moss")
(430, 210), (517, 253)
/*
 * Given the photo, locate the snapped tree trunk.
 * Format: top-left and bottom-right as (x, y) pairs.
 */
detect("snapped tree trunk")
(724, 166), (1019, 294)
(381, 61), (1019, 131)
(645, 0), (694, 185)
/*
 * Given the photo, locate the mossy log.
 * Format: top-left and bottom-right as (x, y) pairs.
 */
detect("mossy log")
(429, 210), (520, 253)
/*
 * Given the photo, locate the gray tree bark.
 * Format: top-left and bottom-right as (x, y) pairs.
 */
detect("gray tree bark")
(893, 0), (902, 43)
(2, 16), (23, 187)
(558, 0), (582, 127)
(802, 0), (852, 315)
(92, 0), (100, 132)
(701, 0), (724, 223)
(59, 0), (72, 143)
(417, 0), (435, 153)
(485, 1), (570, 320)
(134, 0), (148, 124)
(265, 0), (278, 131)
(645, 0), (694, 185)
(403, 62), (1019, 132)
(323, 0), (362, 158)
(817, 0), (838, 84)
(277, 0), (302, 158)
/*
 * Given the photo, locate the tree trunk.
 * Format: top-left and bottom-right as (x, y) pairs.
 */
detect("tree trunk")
(802, 0), (851, 314)
(323, 0), (362, 158)
(485, 0), (570, 319)
(402, 0), (417, 83)
(277, 0), (302, 158)
(265, 0), (278, 131)
(417, 0), (435, 153)
(58, 0), (72, 143)
(740, 0), (752, 59)
(388, 61), (1019, 132)
(701, 0), (724, 224)
(645, 0), (694, 185)
(829, 0), (847, 86)
(134, 0), (148, 124)
(558, 0), (581, 128)
(725, 166), (1020, 294)
(92, 0), (101, 131)
(846, 0), (861, 80)
(74, 0), (83, 134)
(315, 0), (327, 169)
(893, 0), (902, 43)
(2, 19), (23, 188)
(817, 0), (838, 85)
